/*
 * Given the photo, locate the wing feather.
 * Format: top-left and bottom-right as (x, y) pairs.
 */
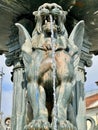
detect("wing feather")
(69, 20), (84, 72)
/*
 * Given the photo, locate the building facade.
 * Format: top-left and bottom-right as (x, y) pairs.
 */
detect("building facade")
(86, 92), (98, 129)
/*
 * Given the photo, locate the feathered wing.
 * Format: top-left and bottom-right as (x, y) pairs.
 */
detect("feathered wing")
(69, 20), (84, 72)
(15, 23), (32, 67)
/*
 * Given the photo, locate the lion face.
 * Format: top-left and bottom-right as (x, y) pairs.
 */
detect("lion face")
(33, 3), (67, 36)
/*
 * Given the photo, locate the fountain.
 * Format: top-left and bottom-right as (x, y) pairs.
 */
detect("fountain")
(50, 14), (57, 130)
(14, 3), (89, 130)
(0, 1), (96, 130)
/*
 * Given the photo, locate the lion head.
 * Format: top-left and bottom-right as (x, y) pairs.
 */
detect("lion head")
(33, 3), (68, 36)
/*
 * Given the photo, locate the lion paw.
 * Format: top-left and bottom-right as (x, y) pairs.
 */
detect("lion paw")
(51, 120), (77, 130)
(24, 119), (50, 130)
(57, 120), (77, 130)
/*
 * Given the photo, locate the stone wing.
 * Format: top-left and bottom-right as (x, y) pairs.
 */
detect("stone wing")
(69, 20), (84, 72)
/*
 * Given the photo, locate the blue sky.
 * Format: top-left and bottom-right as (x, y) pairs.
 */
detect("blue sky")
(0, 54), (98, 118)
(85, 55), (98, 92)
(0, 54), (13, 119)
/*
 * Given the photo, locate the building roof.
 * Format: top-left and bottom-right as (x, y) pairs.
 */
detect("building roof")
(86, 93), (98, 109)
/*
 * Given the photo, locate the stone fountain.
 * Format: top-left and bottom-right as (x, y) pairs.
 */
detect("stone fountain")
(11, 3), (92, 130)
(0, 1), (98, 130)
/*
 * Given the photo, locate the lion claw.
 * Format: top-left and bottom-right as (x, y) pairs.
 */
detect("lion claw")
(24, 119), (50, 130)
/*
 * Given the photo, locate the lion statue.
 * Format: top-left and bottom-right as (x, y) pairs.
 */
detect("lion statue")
(16, 3), (84, 130)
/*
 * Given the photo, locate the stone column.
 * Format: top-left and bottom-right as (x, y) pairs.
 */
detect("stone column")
(6, 57), (27, 130)
(74, 38), (92, 130)
(6, 59), (27, 130)
(75, 68), (87, 130)
(5, 24), (27, 130)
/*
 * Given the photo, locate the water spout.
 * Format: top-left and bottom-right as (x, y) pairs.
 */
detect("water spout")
(50, 14), (58, 130)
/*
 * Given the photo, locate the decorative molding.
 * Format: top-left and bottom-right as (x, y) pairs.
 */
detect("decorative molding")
(79, 37), (92, 68)
(5, 24), (21, 66)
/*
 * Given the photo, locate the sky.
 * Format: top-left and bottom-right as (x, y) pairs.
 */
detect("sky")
(0, 54), (13, 119)
(85, 55), (98, 92)
(0, 54), (98, 119)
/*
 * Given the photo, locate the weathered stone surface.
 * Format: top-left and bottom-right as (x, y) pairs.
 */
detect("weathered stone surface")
(14, 3), (86, 130)
(2, 2), (95, 130)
